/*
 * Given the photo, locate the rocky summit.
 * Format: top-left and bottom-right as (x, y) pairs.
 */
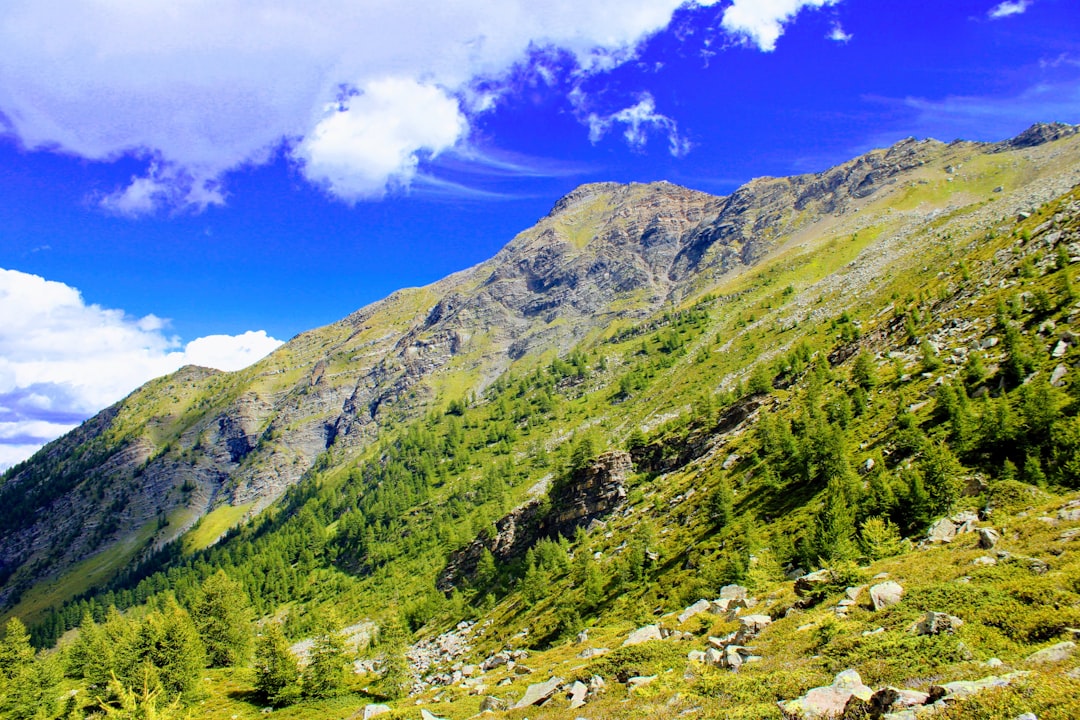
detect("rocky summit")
(3, 124), (1080, 719)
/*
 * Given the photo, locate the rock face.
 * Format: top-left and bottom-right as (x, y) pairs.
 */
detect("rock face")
(437, 451), (631, 592)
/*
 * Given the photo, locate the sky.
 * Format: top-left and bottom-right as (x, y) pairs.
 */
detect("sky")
(2, 0), (1079, 468)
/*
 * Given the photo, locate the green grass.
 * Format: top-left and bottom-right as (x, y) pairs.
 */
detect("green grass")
(183, 503), (255, 554)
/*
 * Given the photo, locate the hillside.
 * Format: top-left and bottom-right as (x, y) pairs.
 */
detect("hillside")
(2, 123), (1080, 719)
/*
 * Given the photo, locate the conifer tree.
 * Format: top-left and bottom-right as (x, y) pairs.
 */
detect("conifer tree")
(0, 617), (60, 720)
(709, 475), (734, 528)
(192, 570), (253, 668)
(253, 623), (299, 707)
(302, 618), (348, 700)
(377, 618), (411, 701)
(815, 475), (858, 563)
(137, 598), (205, 701)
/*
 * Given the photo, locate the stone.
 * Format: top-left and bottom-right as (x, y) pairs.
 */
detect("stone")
(1026, 641), (1076, 664)
(479, 696), (508, 712)
(622, 624), (664, 646)
(678, 599), (712, 624)
(973, 555), (997, 566)
(512, 676), (563, 709)
(978, 527), (1000, 549)
(738, 614), (772, 636)
(794, 569), (836, 597)
(952, 510), (979, 533)
(931, 671), (1028, 701)
(927, 517), (958, 543)
(778, 669), (873, 719)
(1059, 508), (1080, 522)
(362, 705), (391, 719)
(704, 647), (723, 666)
(568, 680), (588, 709)
(869, 581), (904, 610)
(577, 647), (609, 659)
(687, 650), (706, 663)
(985, 658), (1004, 668)
(913, 611), (964, 635)
(1014, 714), (1037, 720)
(1052, 364), (1069, 386)
(1053, 340), (1069, 358)
(420, 710), (445, 720)
(627, 675), (657, 690)
(845, 585), (866, 601)
(719, 584), (749, 601)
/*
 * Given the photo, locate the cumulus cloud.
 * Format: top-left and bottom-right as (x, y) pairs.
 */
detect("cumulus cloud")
(295, 79), (468, 201)
(587, 93), (691, 156)
(0, 1), (746, 210)
(0, 269), (283, 469)
(988, 0), (1031, 19)
(722, 0), (839, 51)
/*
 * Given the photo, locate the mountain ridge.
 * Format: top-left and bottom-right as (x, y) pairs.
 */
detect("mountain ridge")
(3, 122), (1079, 620)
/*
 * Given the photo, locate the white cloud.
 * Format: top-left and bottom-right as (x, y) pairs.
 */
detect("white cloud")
(587, 93), (691, 156)
(0, 1), (740, 210)
(295, 79), (468, 201)
(829, 23), (853, 43)
(722, 0), (839, 51)
(988, 0), (1031, 19)
(0, 268), (283, 469)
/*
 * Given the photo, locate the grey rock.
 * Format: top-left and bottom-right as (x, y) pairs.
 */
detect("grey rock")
(794, 569), (836, 597)
(1052, 364), (1069, 386)
(978, 527), (1000, 549)
(927, 517), (957, 543)
(678, 598), (712, 624)
(778, 669), (874, 719)
(420, 710), (445, 720)
(973, 555), (998, 566)
(869, 581), (904, 610)
(719, 584), (749, 601)
(913, 611), (964, 635)
(568, 680), (588, 709)
(362, 705), (391, 719)
(512, 676), (563, 709)
(627, 675), (657, 690)
(479, 696), (508, 712)
(1026, 641), (1076, 664)
(622, 624), (664, 647)
(577, 647), (609, 659)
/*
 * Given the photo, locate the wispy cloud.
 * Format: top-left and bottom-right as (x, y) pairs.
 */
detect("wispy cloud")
(829, 23), (853, 43)
(586, 93), (692, 157)
(988, 0), (1032, 19)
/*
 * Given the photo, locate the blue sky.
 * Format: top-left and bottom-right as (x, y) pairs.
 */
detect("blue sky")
(1, 0), (1079, 467)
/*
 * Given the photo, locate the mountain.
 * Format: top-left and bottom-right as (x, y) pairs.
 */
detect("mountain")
(3, 122), (1080, 718)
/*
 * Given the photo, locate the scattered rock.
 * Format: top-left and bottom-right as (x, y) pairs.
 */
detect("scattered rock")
(978, 527), (1001, 549)
(913, 611), (964, 636)
(627, 675), (658, 690)
(795, 569), (836, 597)
(778, 669), (874, 719)
(420, 710), (445, 720)
(361, 705), (391, 719)
(869, 581), (904, 611)
(930, 671), (1028, 701)
(926, 518), (957, 543)
(512, 676), (563, 709)
(568, 680), (588, 709)
(1026, 641), (1076, 664)
(479, 696), (508, 712)
(1052, 364), (1069, 386)
(720, 584), (749, 601)
(578, 647), (609, 659)
(973, 555), (998, 566)
(678, 599), (712, 624)
(623, 624), (664, 647)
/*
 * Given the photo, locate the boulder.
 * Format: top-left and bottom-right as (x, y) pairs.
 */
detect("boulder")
(930, 671), (1028, 701)
(978, 527), (1000, 549)
(794, 569), (836, 597)
(420, 710), (445, 720)
(568, 680), (588, 709)
(869, 581), (904, 610)
(720, 584), (749, 601)
(927, 518), (958, 543)
(913, 611), (964, 635)
(479, 696), (508, 712)
(736, 614), (773, 642)
(577, 647), (609, 659)
(627, 675), (657, 690)
(512, 676), (563, 709)
(678, 598), (712, 624)
(622, 624), (664, 647)
(1026, 641), (1076, 664)
(362, 705), (391, 720)
(778, 669), (873, 719)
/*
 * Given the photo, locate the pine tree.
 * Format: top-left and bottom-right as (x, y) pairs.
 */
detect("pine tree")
(192, 570), (253, 668)
(377, 619), (411, 701)
(302, 619), (348, 700)
(851, 351), (877, 390)
(137, 598), (205, 702)
(815, 475), (858, 563)
(709, 475), (734, 528)
(253, 623), (299, 707)
(0, 617), (60, 720)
